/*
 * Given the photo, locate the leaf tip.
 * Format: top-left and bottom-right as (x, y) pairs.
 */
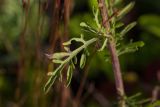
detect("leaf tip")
(80, 22), (87, 27)
(139, 41), (145, 47)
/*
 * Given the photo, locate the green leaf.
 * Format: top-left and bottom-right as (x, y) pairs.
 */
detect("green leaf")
(67, 65), (73, 86)
(85, 49), (90, 56)
(80, 34), (84, 39)
(80, 22), (88, 27)
(117, 2), (135, 19)
(73, 56), (77, 64)
(115, 22), (124, 28)
(64, 46), (70, 51)
(80, 53), (86, 69)
(98, 38), (108, 51)
(127, 41), (144, 48)
(71, 61), (75, 69)
(52, 52), (70, 59)
(114, 0), (122, 6)
(139, 15), (160, 37)
(128, 93), (141, 100)
(93, 8), (101, 29)
(125, 93), (151, 106)
(44, 75), (57, 93)
(88, 0), (98, 10)
(120, 22), (137, 37)
(44, 38), (98, 93)
(44, 64), (65, 93)
(118, 41), (144, 56)
(80, 22), (98, 34)
(147, 100), (160, 107)
(52, 59), (63, 63)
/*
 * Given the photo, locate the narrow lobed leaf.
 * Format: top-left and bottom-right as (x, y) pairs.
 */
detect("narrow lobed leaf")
(44, 65), (65, 93)
(67, 65), (73, 86)
(98, 38), (108, 51)
(93, 8), (101, 29)
(52, 59), (63, 63)
(44, 74), (58, 93)
(64, 46), (69, 51)
(117, 41), (145, 56)
(117, 2), (135, 19)
(73, 56), (77, 64)
(52, 52), (70, 60)
(115, 22), (124, 28)
(120, 22), (137, 37)
(80, 53), (86, 69)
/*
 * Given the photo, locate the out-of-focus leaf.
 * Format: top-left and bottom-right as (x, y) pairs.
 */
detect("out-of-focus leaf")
(114, 0), (122, 6)
(98, 38), (108, 51)
(115, 22), (124, 28)
(117, 2), (135, 19)
(73, 56), (77, 64)
(147, 100), (160, 107)
(120, 22), (137, 37)
(117, 41), (144, 56)
(80, 22), (88, 27)
(139, 15), (160, 37)
(0, 75), (9, 91)
(88, 0), (98, 10)
(80, 22), (98, 34)
(93, 8), (101, 29)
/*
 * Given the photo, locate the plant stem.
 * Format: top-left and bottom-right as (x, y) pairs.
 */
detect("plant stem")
(16, 0), (30, 101)
(97, 0), (126, 106)
(108, 41), (125, 107)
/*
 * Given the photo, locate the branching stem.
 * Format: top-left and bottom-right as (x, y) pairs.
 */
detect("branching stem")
(97, 0), (126, 106)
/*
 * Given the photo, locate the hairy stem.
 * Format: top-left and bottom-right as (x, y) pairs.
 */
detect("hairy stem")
(97, 0), (126, 106)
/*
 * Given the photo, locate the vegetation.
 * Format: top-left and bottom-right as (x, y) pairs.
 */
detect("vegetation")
(0, 0), (160, 107)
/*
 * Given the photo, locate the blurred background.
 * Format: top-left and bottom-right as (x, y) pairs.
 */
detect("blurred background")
(0, 0), (160, 107)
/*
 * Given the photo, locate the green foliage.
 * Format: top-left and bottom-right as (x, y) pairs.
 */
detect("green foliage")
(0, 0), (159, 106)
(0, 74), (9, 92)
(0, 0), (22, 43)
(117, 2), (135, 19)
(119, 22), (137, 38)
(117, 41), (144, 56)
(139, 15), (160, 37)
(147, 101), (160, 107)
(44, 37), (97, 93)
(125, 93), (150, 107)
(44, 1), (145, 94)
